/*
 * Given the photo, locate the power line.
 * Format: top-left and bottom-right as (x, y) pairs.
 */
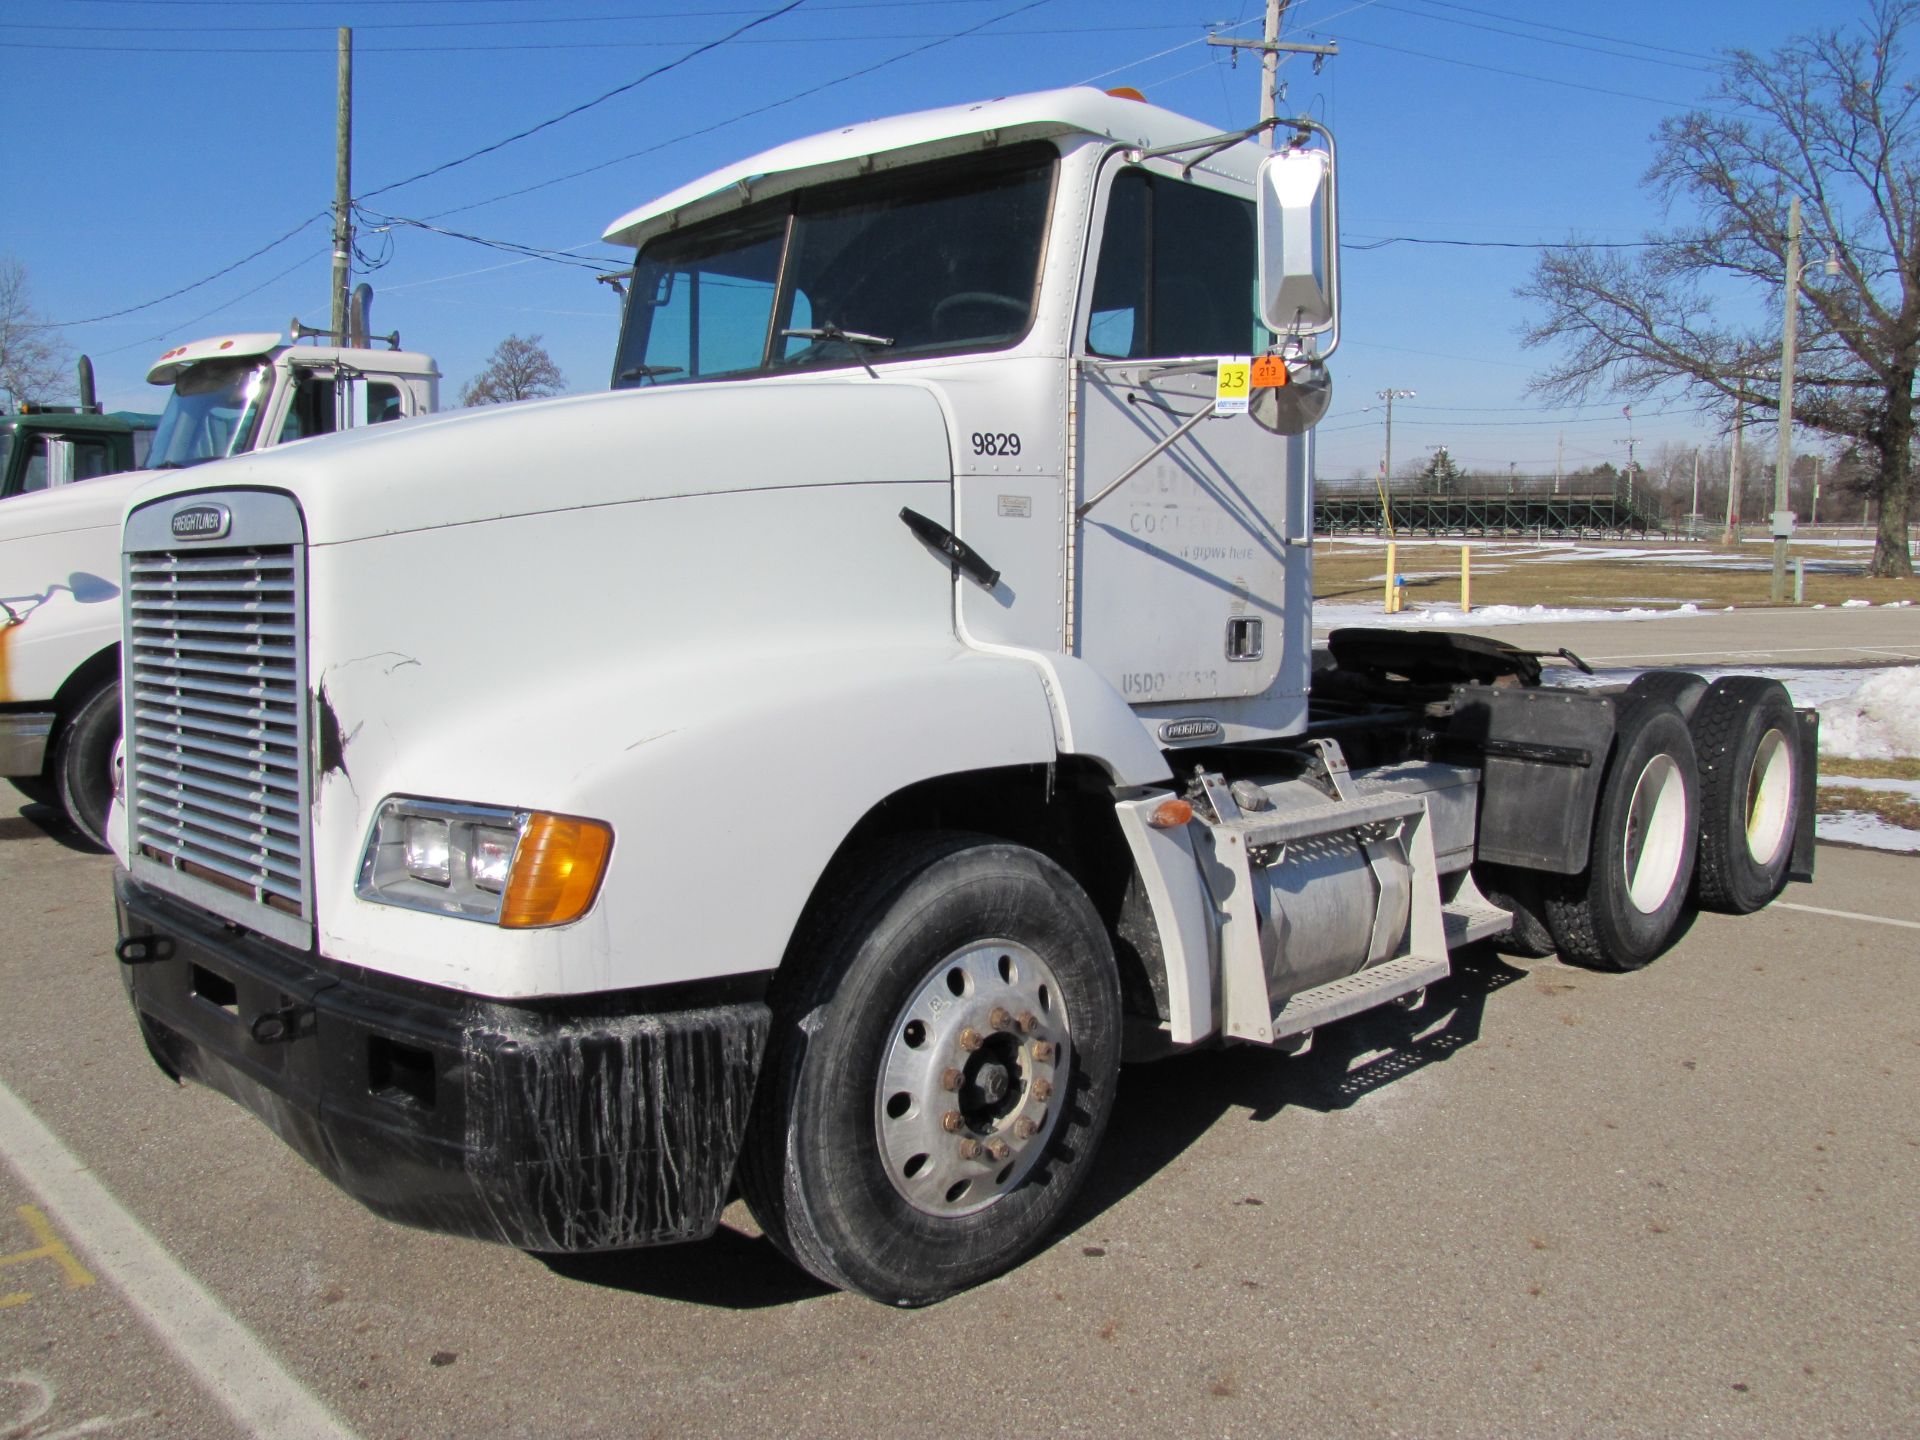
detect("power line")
(1370, 1), (1716, 72)
(1407, 0), (1717, 64)
(357, 0), (808, 202)
(355, 207), (613, 273)
(1344, 234), (1656, 251)
(51, 212), (328, 327)
(4, 4), (1067, 33)
(414, 0), (1060, 222)
(94, 246), (333, 358)
(1332, 32), (1701, 107)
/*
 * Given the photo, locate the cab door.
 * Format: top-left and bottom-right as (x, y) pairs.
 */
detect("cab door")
(1071, 159), (1307, 726)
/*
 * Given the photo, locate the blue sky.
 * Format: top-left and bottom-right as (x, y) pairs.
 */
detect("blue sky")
(3, 0), (1840, 477)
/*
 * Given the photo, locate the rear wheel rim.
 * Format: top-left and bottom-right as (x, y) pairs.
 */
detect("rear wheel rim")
(1622, 753), (1688, 914)
(1744, 728), (1794, 869)
(874, 940), (1069, 1218)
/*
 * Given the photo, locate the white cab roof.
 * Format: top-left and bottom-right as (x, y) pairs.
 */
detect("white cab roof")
(602, 86), (1233, 250)
(148, 334), (441, 385)
(147, 333), (283, 384)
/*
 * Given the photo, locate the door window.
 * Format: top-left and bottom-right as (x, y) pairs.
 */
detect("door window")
(1086, 168), (1273, 359)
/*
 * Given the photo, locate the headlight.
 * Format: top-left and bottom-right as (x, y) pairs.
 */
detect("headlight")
(358, 798), (613, 928)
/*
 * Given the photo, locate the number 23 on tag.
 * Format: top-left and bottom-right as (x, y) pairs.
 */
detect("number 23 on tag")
(1214, 358), (1251, 414)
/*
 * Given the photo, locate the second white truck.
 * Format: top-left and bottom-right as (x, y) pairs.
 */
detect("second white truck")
(0, 321), (438, 844)
(106, 88), (1813, 1305)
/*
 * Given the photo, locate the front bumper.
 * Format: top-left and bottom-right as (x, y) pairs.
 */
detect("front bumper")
(115, 872), (771, 1252)
(0, 710), (54, 777)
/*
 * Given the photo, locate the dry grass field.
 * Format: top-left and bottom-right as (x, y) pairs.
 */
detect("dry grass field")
(1312, 534), (1920, 611)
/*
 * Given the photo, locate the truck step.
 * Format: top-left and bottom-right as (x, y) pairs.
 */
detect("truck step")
(1231, 792), (1425, 848)
(1442, 896), (1512, 949)
(1269, 950), (1453, 1040)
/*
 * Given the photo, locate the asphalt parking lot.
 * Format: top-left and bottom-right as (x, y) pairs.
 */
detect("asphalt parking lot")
(3, 777), (1918, 1440)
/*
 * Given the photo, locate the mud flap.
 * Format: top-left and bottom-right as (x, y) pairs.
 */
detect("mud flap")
(1788, 707), (1819, 884)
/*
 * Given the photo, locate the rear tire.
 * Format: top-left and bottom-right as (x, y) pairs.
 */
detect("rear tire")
(1624, 669), (1707, 721)
(1544, 698), (1699, 971)
(54, 679), (119, 850)
(1690, 677), (1800, 914)
(739, 834), (1121, 1306)
(1475, 864), (1557, 959)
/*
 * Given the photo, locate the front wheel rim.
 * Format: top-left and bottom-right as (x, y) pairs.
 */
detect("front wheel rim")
(874, 940), (1070, 1218)
(1622, 753), (1689, 914)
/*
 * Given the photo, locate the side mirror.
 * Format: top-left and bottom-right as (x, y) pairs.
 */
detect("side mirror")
(1255, 144), (1338, 341)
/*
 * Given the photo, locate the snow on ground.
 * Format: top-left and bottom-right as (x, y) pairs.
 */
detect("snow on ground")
(1314, 600), (1710, 629)
(1815, 665), (1920, 758)
(1812, 811), (1920, 853)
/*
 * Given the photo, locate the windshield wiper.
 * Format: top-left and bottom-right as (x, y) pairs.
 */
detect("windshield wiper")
(781, 324), (894, 349)
(618, 364), (684, 385)
(781, 324), (894, 377)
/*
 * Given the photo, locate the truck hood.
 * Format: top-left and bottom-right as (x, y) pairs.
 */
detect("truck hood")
(0, 469), (149, 544)
(119, 381), (955, 547)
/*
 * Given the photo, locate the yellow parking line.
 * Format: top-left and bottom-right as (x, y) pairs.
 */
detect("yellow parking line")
(0, 1204), (98, 1306)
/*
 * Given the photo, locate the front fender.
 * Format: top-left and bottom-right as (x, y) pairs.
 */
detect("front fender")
(310, 643), (1058, 998)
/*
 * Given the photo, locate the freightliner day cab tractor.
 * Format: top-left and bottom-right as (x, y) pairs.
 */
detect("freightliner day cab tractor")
(1, 312), (438, 846)
(107, 89), (1815, 1306)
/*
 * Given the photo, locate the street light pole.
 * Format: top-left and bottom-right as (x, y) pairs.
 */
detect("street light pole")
(1770, 197), (1803, 603)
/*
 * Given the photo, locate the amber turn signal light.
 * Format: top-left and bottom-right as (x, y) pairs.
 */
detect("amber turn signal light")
(499, 814), (614, 928)
(1149, 798), (1194, 829)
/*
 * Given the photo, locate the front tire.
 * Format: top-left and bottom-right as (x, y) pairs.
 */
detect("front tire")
(739, 834), (1121, 1306)
(54, 679), (119, 850)
(1544, 698), (1700, 971)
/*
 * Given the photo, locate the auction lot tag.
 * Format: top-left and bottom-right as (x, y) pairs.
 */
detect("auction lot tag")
(1215, 357), (1251, 414)
(1251, 355), (1290, 388)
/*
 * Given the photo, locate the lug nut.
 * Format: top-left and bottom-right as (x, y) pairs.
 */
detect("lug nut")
(1017, 1011), (1039, 1034)
(1032, 1078), (1054, 1102)
(1031, 1040), (1056, 1064)
(985, 1139), (1011, 1162)
(958, 1027), (984, 1053)
(958, 1138), (984, 1161)
(1013, 1116), (1037, 1140)
(941, 1067), (963, 1092)
(989, 1006), (1014, 1031)
(941, 1110), (964, 1133)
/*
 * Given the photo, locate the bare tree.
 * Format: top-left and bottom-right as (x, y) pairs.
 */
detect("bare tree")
(0, 256), (72, 407)
(460, 334), (566, 407)
(1520, 2), (1920, 577)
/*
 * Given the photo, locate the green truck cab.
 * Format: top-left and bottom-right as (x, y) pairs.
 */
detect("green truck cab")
(0, 404), (157, 499)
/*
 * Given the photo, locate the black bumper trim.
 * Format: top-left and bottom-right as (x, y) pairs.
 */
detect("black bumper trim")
(116, 872), (771, 1253)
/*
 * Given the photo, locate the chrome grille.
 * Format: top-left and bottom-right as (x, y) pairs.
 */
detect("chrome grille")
(126, 545), (310, 921)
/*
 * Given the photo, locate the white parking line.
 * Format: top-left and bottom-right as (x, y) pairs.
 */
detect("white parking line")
(1774, 901), (1920, 932)
(0, 1079), (360, 1440)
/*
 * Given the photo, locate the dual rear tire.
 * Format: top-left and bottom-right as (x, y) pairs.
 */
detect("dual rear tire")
(1535, 674), (1803, 971)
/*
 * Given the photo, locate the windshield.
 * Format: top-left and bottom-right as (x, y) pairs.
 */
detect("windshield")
(146, 358), (275, 469)
(613, 143), (1055, 388)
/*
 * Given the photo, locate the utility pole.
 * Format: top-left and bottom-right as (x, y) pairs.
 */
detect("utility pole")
(331, 27), (354, 341)
(1207, 0), (1338, 144)
(1375, 387), (1414, 534)
(1811, 455), (1821, 526)
(1769, 197), (1802, 603)
(1722, 402), (1743, 547)
(1555, 431), (1563, 494)
(1691, 450), (1700, 535)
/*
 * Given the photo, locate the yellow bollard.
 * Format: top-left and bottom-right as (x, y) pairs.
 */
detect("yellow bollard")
(1384, 541), (1399, 614)
(1460, 545), (1471, 614)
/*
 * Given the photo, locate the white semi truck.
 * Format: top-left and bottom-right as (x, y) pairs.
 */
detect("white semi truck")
(107, 89), (1813, 1306)
(0, 322), (438, 845)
